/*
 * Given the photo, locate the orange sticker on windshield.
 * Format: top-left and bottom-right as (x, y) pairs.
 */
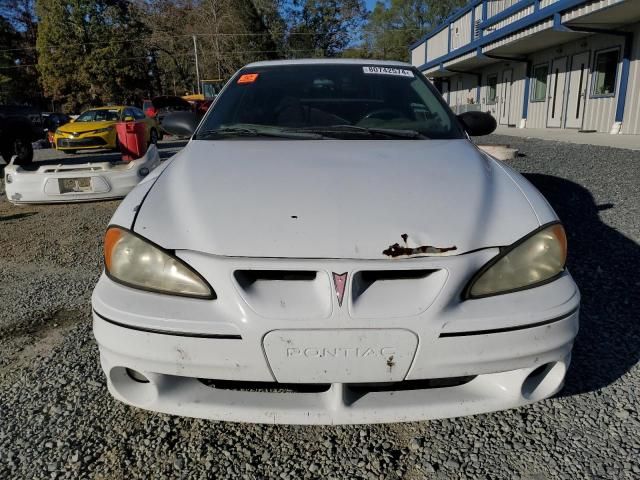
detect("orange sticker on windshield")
(238, 73), (259, 84)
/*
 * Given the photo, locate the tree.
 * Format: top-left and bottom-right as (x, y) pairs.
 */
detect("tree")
(0, 18), (19, 100)
(196, 0), (284, 78)
(363, 0), (466, 61)
(135, 0), (285, 96)
(36, 0), (152, 112)
(0, 0), (42, 105)
(286, 0), (367, 57)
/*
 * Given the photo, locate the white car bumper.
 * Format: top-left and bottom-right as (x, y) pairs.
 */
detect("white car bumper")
(3, 145), (161, 204)
(92, 251), (580, 424)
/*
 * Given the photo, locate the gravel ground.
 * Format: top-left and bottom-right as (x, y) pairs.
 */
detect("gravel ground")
(0, 136), (638, 479)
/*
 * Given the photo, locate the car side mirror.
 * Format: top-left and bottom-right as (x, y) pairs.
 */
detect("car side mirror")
(457, 111), (497, 136)
(161, 112), (199, 138)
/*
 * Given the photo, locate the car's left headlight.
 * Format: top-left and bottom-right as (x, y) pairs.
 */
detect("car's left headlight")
(104, 226), (215, 299)
(465, 223), (567, 298)
(93, 127), (113, 134)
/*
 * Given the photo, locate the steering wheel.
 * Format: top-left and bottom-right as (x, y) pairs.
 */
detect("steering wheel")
(359, 108), (408, 123)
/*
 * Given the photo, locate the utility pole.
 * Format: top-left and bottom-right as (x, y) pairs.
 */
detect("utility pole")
(192, 35), (201, 95)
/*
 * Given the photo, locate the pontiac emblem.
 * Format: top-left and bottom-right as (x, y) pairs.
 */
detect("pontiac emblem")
(332, 272), (347, 307)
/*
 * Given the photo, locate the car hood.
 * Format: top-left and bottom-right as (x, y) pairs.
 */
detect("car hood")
(59, 121), (116, 133)
(134, 139), (542, 259)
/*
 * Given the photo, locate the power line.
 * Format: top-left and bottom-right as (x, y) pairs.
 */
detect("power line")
(0, 49), (326, 70)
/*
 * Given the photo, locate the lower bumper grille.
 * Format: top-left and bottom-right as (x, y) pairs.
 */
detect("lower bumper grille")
(197, 376), (476, 394)
(57, 137), (107, 148)
(198, 379), (331, 393)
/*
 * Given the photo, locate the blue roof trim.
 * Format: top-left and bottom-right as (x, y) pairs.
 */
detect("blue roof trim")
(409, 0), (483, 50)
(415, 0), (590, 71)
(479, 0), (536, 29)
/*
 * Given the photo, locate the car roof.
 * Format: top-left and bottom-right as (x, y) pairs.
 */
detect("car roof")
(244, 58), (413, 68)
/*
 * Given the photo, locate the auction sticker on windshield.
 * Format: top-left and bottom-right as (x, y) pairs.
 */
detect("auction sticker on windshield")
(363, 66), (414, 77)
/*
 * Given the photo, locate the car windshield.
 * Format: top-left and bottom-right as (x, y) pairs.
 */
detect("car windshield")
(195, 63), (464, 140)
(75, 109), (120, 122)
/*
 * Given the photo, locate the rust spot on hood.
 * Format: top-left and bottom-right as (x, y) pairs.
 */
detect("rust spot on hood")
(383, 234), (457, 257)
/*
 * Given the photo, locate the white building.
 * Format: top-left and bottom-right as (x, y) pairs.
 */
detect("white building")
(409, 0), (640, 134)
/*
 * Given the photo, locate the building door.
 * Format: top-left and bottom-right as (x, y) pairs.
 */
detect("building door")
(499, 69), (513, 125)
(547, 56), (567, 127)
(565, 52), (590, 129)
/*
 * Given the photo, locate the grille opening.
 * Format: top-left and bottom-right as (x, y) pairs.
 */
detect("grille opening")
(197, 377), (475, 395)
(43, 166), (100, 173)
(353, 269), (435, 299)
(233, 270), (329, 319)
(234, 270), (317, 288)
(198, 379), (330, 394)
(359, 269), (433, 282)
(348, 376), (476, 393)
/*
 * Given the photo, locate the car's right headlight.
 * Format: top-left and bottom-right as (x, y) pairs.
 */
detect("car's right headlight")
(464, 223), (567, 298)
(104, 226), (215, 299)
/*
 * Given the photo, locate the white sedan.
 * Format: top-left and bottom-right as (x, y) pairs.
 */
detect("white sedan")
(92, 59), (579, 424)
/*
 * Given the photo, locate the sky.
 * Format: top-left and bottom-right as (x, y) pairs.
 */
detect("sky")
(365, 0), (380, 11)
(364, 0), (378, 11)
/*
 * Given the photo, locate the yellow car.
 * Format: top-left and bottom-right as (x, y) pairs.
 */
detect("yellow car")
(54, 106), (160, 154)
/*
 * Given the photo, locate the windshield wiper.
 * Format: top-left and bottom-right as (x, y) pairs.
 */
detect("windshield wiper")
(288, 125), (428, 139)
(196, 126), (324, 140)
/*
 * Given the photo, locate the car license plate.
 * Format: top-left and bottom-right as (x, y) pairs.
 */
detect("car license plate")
(59, 177), (92, 193)
(263, 329), (418, 383)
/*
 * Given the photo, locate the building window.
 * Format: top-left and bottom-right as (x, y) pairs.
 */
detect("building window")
(486, 75), (497, 104)
(592, 48), (619, 97)
(531, 64), (549, 102)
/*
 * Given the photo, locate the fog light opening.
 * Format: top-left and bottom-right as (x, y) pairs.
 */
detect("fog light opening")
(521, 361), (566, 402)
(138, 167), (150, 177)
(109, 366), (158, 405)
(126, 368), (150, 384)
(5, 174), (13, 184)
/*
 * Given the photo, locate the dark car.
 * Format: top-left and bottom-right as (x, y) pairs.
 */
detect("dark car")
(42, 112), (72, 146)
(144, 96), (193, 135)
(0, 105), (44, 164)
(42, 112), (71, 133)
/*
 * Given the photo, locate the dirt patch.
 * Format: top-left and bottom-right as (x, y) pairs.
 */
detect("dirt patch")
(0, 308), (86, 380)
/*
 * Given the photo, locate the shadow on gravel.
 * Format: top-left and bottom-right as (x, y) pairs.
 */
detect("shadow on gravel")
(0, 212), (37, 222)
(524, 173), (640, 395)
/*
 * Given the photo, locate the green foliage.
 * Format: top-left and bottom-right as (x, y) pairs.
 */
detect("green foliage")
(0, 18), (17, 95)
(5, 0), (467, 107)
(0, 1), (41, 105)
(137, 0), (285, 96)
(287, 0), (367, 57)
(36, 0), (151, 112)
(363, 0), (467, 61)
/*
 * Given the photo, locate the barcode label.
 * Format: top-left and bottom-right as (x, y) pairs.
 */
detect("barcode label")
(362, 66), (414, 77)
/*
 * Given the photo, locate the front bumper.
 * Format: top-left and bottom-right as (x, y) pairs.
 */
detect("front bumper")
(3, 145), (161, 204)
(92, 250), (580, 424)
(55, 129), (115, 150)
(56, 136), (108, 149)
